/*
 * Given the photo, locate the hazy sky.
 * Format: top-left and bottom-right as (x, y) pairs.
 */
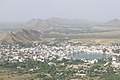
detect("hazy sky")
(0, 0), (120, 23)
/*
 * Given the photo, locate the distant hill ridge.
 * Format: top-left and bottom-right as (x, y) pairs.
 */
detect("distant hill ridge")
(1, 18), (120, 43)
(48, 17), (98, 25)
(24, 18), (120, 31)
(24, 17), (101, 30)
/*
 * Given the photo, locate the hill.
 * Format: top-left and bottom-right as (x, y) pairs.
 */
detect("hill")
(104, 18), (120, 26)
(25, 19), (58, 32)
(0, 29), (42, 43)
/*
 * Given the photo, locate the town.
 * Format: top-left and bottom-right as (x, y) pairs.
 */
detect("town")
(0, 42), (120, 80)
(0, 42), (120, 62)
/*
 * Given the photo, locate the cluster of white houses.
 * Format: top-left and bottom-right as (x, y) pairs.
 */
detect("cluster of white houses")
(0, 42), (120, 67)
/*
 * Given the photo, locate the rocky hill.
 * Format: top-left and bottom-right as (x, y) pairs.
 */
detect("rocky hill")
(25, 19), (58, 32)
(0, 29), (42, 43)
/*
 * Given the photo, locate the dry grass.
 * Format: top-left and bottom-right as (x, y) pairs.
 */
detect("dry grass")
(0, 69), (36, 80)
(69, 38), (120, 44)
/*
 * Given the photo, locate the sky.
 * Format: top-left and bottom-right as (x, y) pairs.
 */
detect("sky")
(0, 0), (120, 23)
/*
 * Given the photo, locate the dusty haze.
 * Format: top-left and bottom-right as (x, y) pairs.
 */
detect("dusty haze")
(0, 0), (120, 23)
